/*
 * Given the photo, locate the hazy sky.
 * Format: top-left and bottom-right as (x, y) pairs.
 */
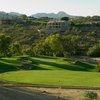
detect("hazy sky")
(0, 0), (100, 16)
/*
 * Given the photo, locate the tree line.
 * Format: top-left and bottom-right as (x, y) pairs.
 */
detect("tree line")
(0, 33), (99, 57)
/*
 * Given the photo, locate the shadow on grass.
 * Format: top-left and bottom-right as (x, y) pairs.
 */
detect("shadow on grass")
(0, 58), (20, 65)
(0, 58), (50, 73)
(31, 58), (94, 71)
(31, 65), (50, 70)
(0, 57), (95, 73)
(0, 61), (19, 73)
(74, 61), (95, 71)
(31, 60), (50, 70)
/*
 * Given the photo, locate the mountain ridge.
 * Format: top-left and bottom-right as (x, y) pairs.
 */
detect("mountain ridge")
(0, 11), (79, 19)
(31, 11), (77, 18)
(0, 11), (22, 19)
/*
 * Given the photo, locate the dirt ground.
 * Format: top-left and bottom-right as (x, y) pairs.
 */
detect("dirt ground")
(25, 87), (100, 100)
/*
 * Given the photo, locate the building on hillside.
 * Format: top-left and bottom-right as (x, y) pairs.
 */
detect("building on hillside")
(42, 20), (70, 33)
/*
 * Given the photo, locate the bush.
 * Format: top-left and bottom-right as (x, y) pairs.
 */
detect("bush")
(21, 60), (32, 70)
(95, 62), (100, 72)
(63, 51), (70, 58)
(87, 44), (100, 57)
(84, 91), (98, 100)
(19, 57), (33, 70)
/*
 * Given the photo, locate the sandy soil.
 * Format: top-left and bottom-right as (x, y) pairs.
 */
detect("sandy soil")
(0, 87), (66, 100)
(25, 87), (100, 100)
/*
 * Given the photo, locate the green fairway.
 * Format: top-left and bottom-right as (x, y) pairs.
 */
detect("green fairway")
(1, 70), (100, 87)
(0, 57), (20, 73)
(0, 55), (99, 87)
(0, 56), (95, 72)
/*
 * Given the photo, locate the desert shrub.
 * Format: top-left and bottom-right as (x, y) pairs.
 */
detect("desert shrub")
(84, 91), (98, 100)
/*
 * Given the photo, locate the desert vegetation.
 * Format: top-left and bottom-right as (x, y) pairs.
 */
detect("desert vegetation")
(0, 15), (100, 89)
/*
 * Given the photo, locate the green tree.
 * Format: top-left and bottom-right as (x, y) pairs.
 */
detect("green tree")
(33, 42), (45, 55)
(61, 17), (69, 21)
(0, 33), (11, 56)
(87, 44), (100, 57)
(44, 34), (63, 56)
(10, 42), (22, 56)
(19, 15), (28, 20)
(62, 35), (80, 55)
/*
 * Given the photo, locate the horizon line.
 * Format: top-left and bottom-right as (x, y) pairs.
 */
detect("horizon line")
(0, 10), (100, 17)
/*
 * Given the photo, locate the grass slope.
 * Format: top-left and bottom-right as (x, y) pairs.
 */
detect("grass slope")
(0, 56), (94, 72)
(0, 55), (98, 87)
(0, 57), (20, 73)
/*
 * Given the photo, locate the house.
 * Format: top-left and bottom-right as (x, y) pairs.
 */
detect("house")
(42, 20), (70, 33)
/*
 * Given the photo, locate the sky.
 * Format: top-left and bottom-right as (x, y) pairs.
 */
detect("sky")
(0, 0), (100, 16)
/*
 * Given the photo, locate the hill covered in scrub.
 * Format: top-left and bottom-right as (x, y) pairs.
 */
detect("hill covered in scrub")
(0, 13), (100, 57)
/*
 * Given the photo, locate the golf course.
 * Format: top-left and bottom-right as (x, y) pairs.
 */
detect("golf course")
(0, 55), (100, 87)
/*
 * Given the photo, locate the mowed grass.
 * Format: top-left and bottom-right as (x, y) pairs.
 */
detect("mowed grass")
(0, 55), (95, 72)
(0, 57), (20, 73)
(0, 55), (99, 87)
(1, 70), (100, 87)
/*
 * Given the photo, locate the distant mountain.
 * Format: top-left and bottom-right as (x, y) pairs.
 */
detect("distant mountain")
(31, 11), (77, 18)
(0, 11), (78, 19)
(0, 11), (21, 19)
(9, 12), (22, 16)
